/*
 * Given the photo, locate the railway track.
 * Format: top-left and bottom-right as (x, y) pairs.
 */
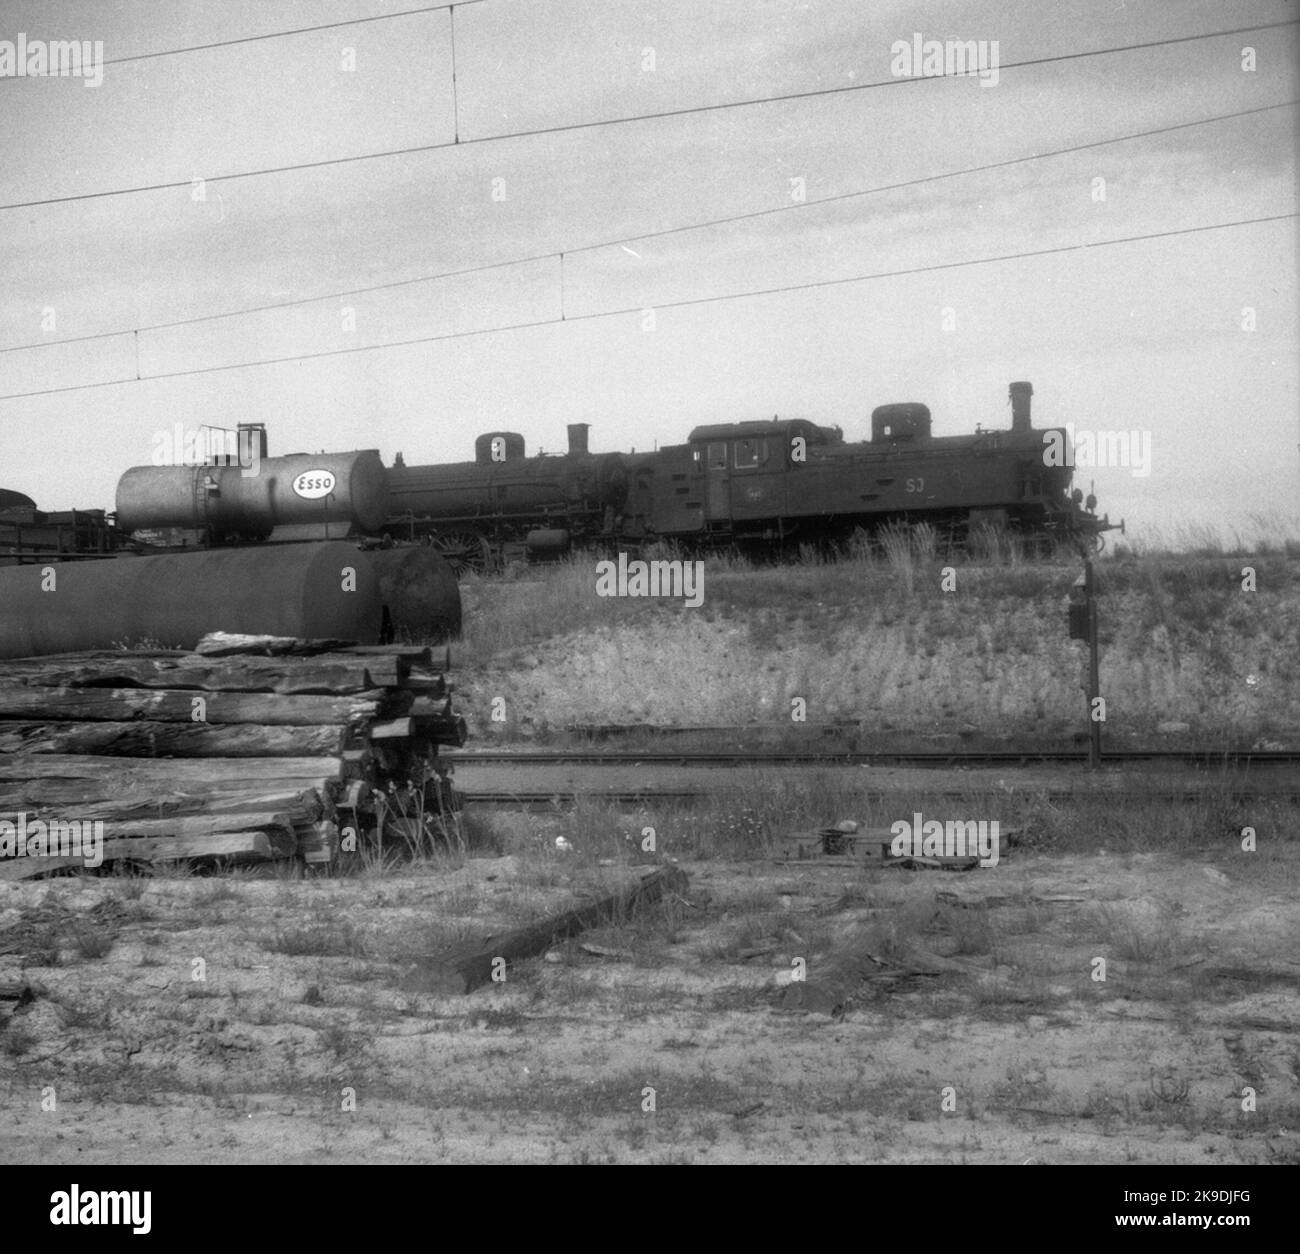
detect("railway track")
(443, 750), (1300, 807)
(447, 747), (1300, 767)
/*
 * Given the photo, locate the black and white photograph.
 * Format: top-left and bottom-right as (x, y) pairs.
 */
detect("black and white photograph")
(0, 0), (1296, 1208)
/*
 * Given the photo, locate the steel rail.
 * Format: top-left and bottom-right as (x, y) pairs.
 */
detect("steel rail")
(445, 748), (1300, 767)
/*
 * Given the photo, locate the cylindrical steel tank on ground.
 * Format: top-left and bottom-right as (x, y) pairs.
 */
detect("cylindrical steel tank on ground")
(368, 546), (462, 643)
(115, 450), (389, 539)
(0, 542), (382, 658)
(0, 489), (38, 513)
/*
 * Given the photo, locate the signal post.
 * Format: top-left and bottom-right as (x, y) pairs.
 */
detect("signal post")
(1068, 555), (1102, 768)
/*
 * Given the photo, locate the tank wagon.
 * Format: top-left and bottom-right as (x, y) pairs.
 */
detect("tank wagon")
(0, 488), (116, 566)
(115, 433), (390, 546)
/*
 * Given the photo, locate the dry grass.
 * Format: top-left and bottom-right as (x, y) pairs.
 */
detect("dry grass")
(451, 545), (1298, 745)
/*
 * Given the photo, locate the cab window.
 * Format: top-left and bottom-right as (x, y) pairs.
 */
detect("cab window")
(707, 442), (727, 470)
(734, 438), (764, 468)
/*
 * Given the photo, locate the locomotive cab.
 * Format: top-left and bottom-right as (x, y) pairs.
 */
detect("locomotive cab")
(675, 419), (841, 536)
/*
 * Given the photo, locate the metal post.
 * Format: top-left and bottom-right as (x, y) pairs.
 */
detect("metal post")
(1085, 554), (1101, 768)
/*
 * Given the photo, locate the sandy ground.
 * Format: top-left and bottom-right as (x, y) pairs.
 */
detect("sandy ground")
(1, 837), (1298, 1165)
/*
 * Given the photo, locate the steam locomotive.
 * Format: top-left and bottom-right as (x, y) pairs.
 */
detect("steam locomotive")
(377, 379), (1119, 566)
(1, 381), (1119, 570)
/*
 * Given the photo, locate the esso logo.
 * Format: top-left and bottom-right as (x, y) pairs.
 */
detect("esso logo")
(292, 470), (336, 499)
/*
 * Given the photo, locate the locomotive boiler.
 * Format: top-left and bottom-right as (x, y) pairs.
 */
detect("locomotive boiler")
(383, 424), (629, 570)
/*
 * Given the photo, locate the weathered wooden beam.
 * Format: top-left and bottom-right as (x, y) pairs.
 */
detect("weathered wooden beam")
(777, 938), (963, 1014)
(0, 656), (395, 695)
(405, 865), (690, 995)
(296, 820), (340, 865)
(358, 658), (403, 688)
(0, 830), (281, 880)
(195, 633), (359, 657)
(404, 667), (448, 696)
(0, 754), (342, 784)
(192, 635), (434, 665)
(369, 717), (413, 740)
(415, 714), (468, 748)
(0, 686), (384, 725)
(0, 809), (294, 841)
(0, 782), (324, 820)
(339, 644), (436, 664)
(0, 721), (347, 759)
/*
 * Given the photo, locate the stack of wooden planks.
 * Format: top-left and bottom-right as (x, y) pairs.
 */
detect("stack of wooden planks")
(0, 635), (466, 880)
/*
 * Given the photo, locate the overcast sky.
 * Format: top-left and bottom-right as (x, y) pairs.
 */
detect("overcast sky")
(1, 0), (1296, 543)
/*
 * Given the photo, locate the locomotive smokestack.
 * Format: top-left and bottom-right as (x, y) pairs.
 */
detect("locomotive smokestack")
(567, 423), (590, 456)
(1009, 381), (1033, 433)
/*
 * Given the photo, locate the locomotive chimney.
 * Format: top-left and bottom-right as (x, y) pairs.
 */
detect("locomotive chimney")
(1009, 381), (1033, 433)
(567, 423), (590, 456)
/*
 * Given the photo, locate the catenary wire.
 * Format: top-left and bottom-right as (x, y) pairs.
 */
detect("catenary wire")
(1, 20), (1292, 212)
(0, 3), (490, 79)
(1, 100), (1291, 357)
(0, 212), (1291, 402)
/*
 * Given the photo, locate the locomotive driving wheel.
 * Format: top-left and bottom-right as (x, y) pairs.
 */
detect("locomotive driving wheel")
(429, 530), (493, 575)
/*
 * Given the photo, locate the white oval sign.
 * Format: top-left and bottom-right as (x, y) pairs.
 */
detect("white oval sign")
(292, 470), (336, 499)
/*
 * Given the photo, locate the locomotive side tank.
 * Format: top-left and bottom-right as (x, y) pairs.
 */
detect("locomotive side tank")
(624, 381), (1113, 549)
(115, 449), (389, 542)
